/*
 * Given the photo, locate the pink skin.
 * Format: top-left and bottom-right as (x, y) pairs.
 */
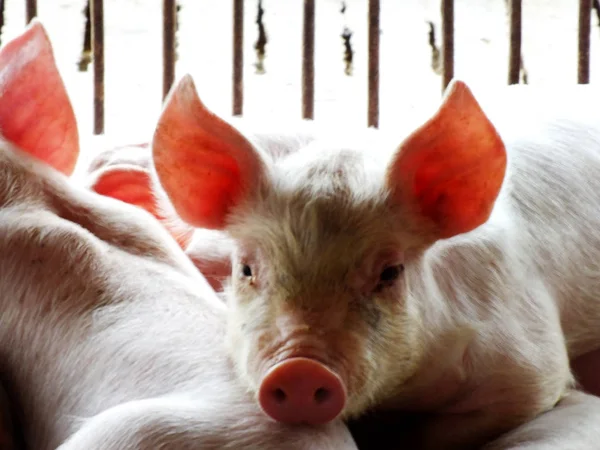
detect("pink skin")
(258, 357), (346, 425)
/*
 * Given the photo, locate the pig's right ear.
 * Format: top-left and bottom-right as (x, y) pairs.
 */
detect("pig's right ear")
(152, 75), (266, 230)
(0, 20), (79, 175)
(385, 80), (507, 242)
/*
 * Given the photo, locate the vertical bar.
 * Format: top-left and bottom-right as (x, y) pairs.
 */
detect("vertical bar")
(508, 0), (522, 84)
(233, 0), (244, 116)
(83, 1), (92, 56)
(302, 0), (315, 120)
(78, 1), (92, 71)
(163, 0), (176, 100)
(441, 0), (454, 92)
(579, 0), (592, 84)
(91, 0), (104, 135)
(367, 0), (380, 128)
(26, 0), (36, 23)
(0, 1), (5, 46)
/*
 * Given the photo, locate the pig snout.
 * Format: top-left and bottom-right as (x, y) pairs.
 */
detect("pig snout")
(258, 357), (346, 425)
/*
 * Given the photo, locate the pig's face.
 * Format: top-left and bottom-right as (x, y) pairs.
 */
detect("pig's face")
(223, 147), (424, 417)
(152, 75), (507, 425)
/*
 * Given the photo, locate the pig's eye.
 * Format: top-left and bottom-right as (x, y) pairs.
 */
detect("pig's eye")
(379, 264), (404, 284)
(242, 264), (253, 277)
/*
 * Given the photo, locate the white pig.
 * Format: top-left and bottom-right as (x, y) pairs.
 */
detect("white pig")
(0, 20), (357, 450)
(147, 69), (600, 449)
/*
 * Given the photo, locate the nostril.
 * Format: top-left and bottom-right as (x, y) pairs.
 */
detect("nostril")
(273, 388), (287, 403)
(314, 387), (330, 404)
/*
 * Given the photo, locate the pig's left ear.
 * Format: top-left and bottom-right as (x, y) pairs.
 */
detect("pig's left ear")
(386, 80), (507, 240)
(152, 75), (266, 230)
(88, 164), (195, 249)
(0, 20), (79, 175)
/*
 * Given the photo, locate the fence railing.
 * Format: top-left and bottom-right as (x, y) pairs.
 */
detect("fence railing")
(13, 0), (598, 135)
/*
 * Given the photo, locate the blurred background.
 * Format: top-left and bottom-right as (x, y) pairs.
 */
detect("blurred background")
(1, 0), (598, 148)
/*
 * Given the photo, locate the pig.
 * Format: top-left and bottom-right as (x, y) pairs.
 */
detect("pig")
(86, 85), (600, 406)
(147, 70), (600, 449)
(0, 20), (358, 450)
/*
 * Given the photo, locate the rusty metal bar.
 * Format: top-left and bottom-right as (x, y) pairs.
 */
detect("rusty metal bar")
(508, 0), (522, 84)
(163, 0), (176, 100)
(0, 1), (5, 46)
(441, 0), (454, 92)
(302, 0), (315, 120)
(26, 0), (36, 23)
(91, 0), (104, 135)
(368, 0), (380, 128)
(233, 0), (244, 116)
(78, 1), (92, 71)
(579, 0), (592, 83)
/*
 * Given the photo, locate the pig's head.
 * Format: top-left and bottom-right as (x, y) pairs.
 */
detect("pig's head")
(152, 75), (507, 425)
(0, 19), (79, 175)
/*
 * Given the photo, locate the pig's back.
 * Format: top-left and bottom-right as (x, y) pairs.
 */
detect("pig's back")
(0, 149), (237, 448)
(491, 96), (600, 357)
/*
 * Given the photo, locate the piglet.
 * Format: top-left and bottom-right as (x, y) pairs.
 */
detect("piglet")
(149, 73), (600, 449)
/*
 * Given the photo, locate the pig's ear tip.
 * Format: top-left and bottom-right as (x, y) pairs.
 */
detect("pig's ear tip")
(27, 17), (43, 28)
(25, 18), (47, 37)
(166, 74), (200, 103)
(445, 79), (471, 96)
(177, 74), (197, 93)
(180, 73), (194, 84)
(22, 18), (52, 49)
(442, 79), (479, 107)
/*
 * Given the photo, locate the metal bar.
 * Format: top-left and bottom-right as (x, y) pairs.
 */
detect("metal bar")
(78, 1), (92, 71)
(367, 0), (380, 128)
(91, 0), (104, 135)
(163, 0), (176, 100)
(0, 1), (5, 46)
(233, 0), (244, 116)
(83, 1), (92, 55)
(302, 0), (315, 120)
(579, 0), (592, 84)
(26, 0), (36, 23)
(441, 0), (454, 92)
(508, 0), (522, 84)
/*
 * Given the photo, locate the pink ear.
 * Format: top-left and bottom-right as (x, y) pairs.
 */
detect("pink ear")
(386, 80), (507, 240)
(88, 164), (194, 248)
(152, 75), (265, 230)
(0, 20), (79, 175)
